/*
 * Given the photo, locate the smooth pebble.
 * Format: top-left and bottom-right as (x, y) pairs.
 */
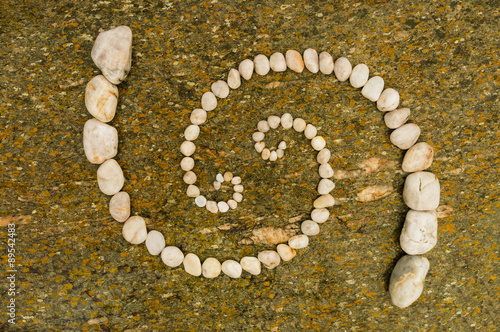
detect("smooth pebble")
(218, 201), (229, 213)
(83, 118), (118, 164)
(240, 256), (261, 275)
(377, 88), (400, 112)
(319, 52), (334, 74)
(269, 52), (287, 72)
(206, 201), (218, 213)
(269, 151), (278, 161)
(285, 50), (304, 73)
(281, 113), (293, 129)
(184, 125), (200, 141)
(402, 142), (434, 172)
(97, 159), (124, 195)
(161, 246), (184, 267)
(233, 192), (243, 202)
(232, 176), (241, 185)
(311, 208), (329, 223)
(254, 54), (270, 76)
(227, 199), (237, 209)
(400, 210), (438, 255)
(122, 216), (147, 244)
(223, 171), (233, 182)
(180, 157), (195, 172)
(317, 148), (331, 164)
(216, 173), (224, 183)
(239, 59), (254, 80)
(202, 257), (222, 278)
(390, 123), (421, 150)
(85, 75), (118, 122)
(303, 48), (319, 73)
(313, 194), (335, 208)
(145, 230), (165, 256)
(109, 191), (130, 222)
(253, 132), (265, 142)
(384, 108), (411, 129)
(183, 171), (196, 185)
(255, 141), (265, 153)
(227, 68), (241, 90)
(288, 235), (309, 249)
(403, 171), (440, 211)
(221, 260), (242, 278)
(304, 124), (317, 139)
(333, 57), (352, 81)
(201, 92), (217, 111)
(277, 244), (296, 262)
(361, 76), (385, 102)
(389, 255), (430, 308)
(186, 184), (200, 198)
(195, 195), (207, 207)
(276, 149), (284, 158)
(311, 136), (326, 151)
(190, 108), (207, 125)
(293, 118), (306, 132)
(262, 148), (270, 160)
(258, 250), (281, 269)
(211, 80), (229, 99)
(278, 141), (287, 150)
(301, 220), (320, 236)
(319, 163), (334, 178)
(234, 184), (244, 193)
(317, 178), (335, 195)
(268, 115), (281, 129)
(180, 141), (196, 157)
(349, 64), (369, 88)
(183, 253), (202, 276)
(258, 120), (270, 133)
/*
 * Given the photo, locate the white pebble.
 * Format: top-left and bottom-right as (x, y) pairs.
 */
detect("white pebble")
(222, 260), (242, 278)
(319, 164), (334, 178)
(285, 50), (304, 73)
(206, 200), (219, 213)
(403, 171), (440, 211)
(269, 151), (278, 161)
(276, 149), (284, 158)
(254, 54), (270, 76)
(233, 192), (243, 202)
(293, 118), (307, 132)
(319, 51), (334, 74)
(334, 57), (352, 81)
(145, 230), (165, 256)
(161, 246), (184, 267)
(83, 118), (118, 164)
(109, 191), (130, 222)
(234, 184), (244, 193)
(402, 142), (434, 172)
(255, 141), (265, 153)
(262, 148), (270, 160)
(311, 208), (329, 223)
(361, 76), (385, 102)
(238, 59), (254, 80)
(384, 108), (411, 129)
(195, 195), (207, 207)
(317, 148), (331, 164)
(277, 244), (296, 262)
(400, 210), (438, 255)
(201, 92), (217, 111)
(85, 75), (118, 123)
(232, 176), (241, 185)
(223, 171), (233, 182)
(97, 159), (124, 196)
(389, 255), (430, 308)
(281, 113), (293, 129)
(269, 52), (287, 72)
(240, 256), (261, 275)
(211, 80), (229, 98)
(190, 108), (207, 125)
(186, 184), (200, 198)
(278, 141), (287, 150)
(257, 120), (270, 133)
(180, 141), (196, 156)
(288, 234), (309, 249)
(180, 157), (195, 171)
(183, 253), (202, 276)
(227, 199), (237, 209)
(258, 250), (281, 269)
(317, 179), (335, 195)
(122, 216), (147, 244)
(311, 136), (326, 151)
(227, 68), (241, 89)
(267, 115), (281, 129)
(303, 48), (319, 73)
(301, 220), (320, 236)
(349, 64), (369, 88)
(202, 257), (221, 278)
(216, 173), (224, 183)
(218, 201), (229, 213)
(253, 132), (265, 142)
(377, 88), (400, 112)
(304, 124), (317, 139)
(184, 124), (200, 141)
(390, 123), (421, 150)
(313, 194), (335, 208)
(183, 171), (196, 185)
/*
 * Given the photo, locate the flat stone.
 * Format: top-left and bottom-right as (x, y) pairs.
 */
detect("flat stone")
(402, 142), (434, 172)
(85, 75), (118, 122)
(183, 253), (202, 276)
(97, 159), (124, 195)
(400, 210), (438, 255)
(389, 255), (430, 308)
(83, 118), (118, 164)
(145, 230), (165, 256)
(109, 191), (130, 222)
(403, 171), (441, 211)
(390, 123), (421, 150)
(122, 216), (147, 244)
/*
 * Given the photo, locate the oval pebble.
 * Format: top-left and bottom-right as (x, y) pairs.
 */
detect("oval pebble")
(213, 180), (221, 190)
(161, 246), (184, 267)
(313, 194), (335, 209)
(233, 192), (243, 202)
(269, 52), (287, 72)
(202, 257), (222, 278)
(262, 148), (270, 160)
(240, 256), (261, 275)
(186, 184), (200, 198)
(349, 64), (369, 88)
(293, 118), (306, 132)
(333, 57), (352, 81)
(258, 250), (281, 269)
(361, 76), (385, 102)
(304, 124), (317, 140)
(288, 235), (309, 249)
(276, 149), (284, 158)
(227, 199), (237, 209)
(183, 171), (196, 185)
(277, 244), (296, 262)
(195, 195), (207, 207)
(145, 230), (165, 256)
(206, 200), (218, 213)
(232, 176), (241, 185)
(216, 173), (224, 183)
(268, 115), (281, 129)
(402, 142), (434, 172)
(239, 59), (254, 80)
(319, 52), (334, 74)
(97, 159), (124, 196)
(319, 163), (334, 178)
(83, 118), (118, 164)
(190, 108), (207, 125)
(183, 253), (202, 276)
(311, 208), (329, 223)
(317, 178), (335, 195)
(211, 80), (229, 99)
(389, 255), (430, 308)
(377, 88), (400, 112)
(109, 191), (130, 222)
(303, 48), (319, 73)
(218, 201), (229, 213)
(301, 220), (320, 236)
(227, 68), (241, 89)
(400, 210), (438, 255)
(257, 120), (270, 133)
(317, 148), (331, 164)
(254, 54), (270, 76)
(403, 171), (440, 211)
(221, 260), (242, 278)
(223, 171), (233, 182)
(122, 216), (147, 244)
(278, 141), (287, 150)
(281, 113), (293, 129)
(234, 184), (244, 193)
(285, 50), (304, 73)
(384, 108), (411, 129)
(253, 132), (265, 142)
(180, 141), (196, 156)
(311, 136), (326, 151)
(180, 157), (195, 171)
(390, 123), (420, 150)
(85, 75), (118, 123)
(201, 92), (217, 111)
(269, 151), (278, 161)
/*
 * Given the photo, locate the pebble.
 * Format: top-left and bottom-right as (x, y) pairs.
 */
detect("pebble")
(184, 124), (200, 141)
(319, 52), (334, 74)
(240, 256), (261, 275)
(303, 48), (319, 73)
(311, 136), (326, 151)
(278, 141), (287, 150)
(145, 230), (165, 256)
(317, 148), (331, 164)
(218, 201), (229, 213)
(288, 234), (309, 249)
(216, 173), (224, 183)
(377, 88), (400, 112)
(402, 142), (434, 172)
(83, 118), (118, 164)
(261, 148), (270, 160)
(258, 250), (281, 269)
(281, 113), (293, 129)
(301, 220), (320, 236)
(211, 80), (229, 99)
(97, 159), (124, 195)
(277, 244), (296, 262)
(390, 123), (420, 150)
(223, 171), (233, 182)
(268, 52), (286, 72)
(384, 108), (411, 129)
(227, 199), (237, 209)
(311, 208), (329, 223)
(109, 191), (130, 222)
(268, 115), (281, 129)
(293, 118), (306, 132)
(234, 184), (244, 193)
(180, 157), (195, 172)
(183, 253), (202, 276)
(317, 178), (335, 195)
(361, 76), (385, 102)
(400, 210), (438, 255)
(202, 257), (222, 278)
(239, 59), (254, 80)
(333, 57), (352, 81)
(190, 108), (207, 125)
(276, 149), (284, 158)
(349, 64), (369, 88)
(186, 184), (200, 198)
(313, 194), (335, 208)
(258, 120), (270, 133)
(91, 26), (132, 84)
(232, 176), (242, 185)
(286, 50), (304, 73)
(319, 163), (334, 178)
(201, 91), (217, 111)
(206, 201), (219, 213)
(183, 171), (197, 185)
(195, 195), (207, 207)
(253, 132), (265, 142)
(403, 171), (440, 211)
(254, 54), (270, 76)
(221, 260), (242, 278)
(227, 68), (241, 89)
(122, 216), (147, 244)
(269, 151), (278, 161)
(255, 141), (265, 153)
(304, 124), (317, 139)
(233, 192), (243, 202)
(85, 75), (118, 123)
(161, 246), (184, 267)
(180, 141), (196, 156)
(389, 255), (430, 308)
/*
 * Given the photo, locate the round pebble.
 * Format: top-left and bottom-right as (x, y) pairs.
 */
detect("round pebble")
(349, 64), (369, 88)
(285, 50), (304, 73)
(227, 199), (237, 209)
(268, 115), (281, 129)
(269, 151), (278, 161)
(293, 118), (306, 132)
(97, 159), (124, 196)
(180, 141), (196, 156)
(258, 120), (270, 133)
(319, 51), (334, 74)
(186, 184), (200, 198)
(254, 54), (270, 76)
(403, 171), (440, 211)
(389, 255), (430, 308)
(227, 68), (241, 89)
(281, 113), (293, 129)
(317, 148), (331, 164)
(216, 173), (224, 183)
(390, 123), (421, 150)
(221, 260), (242, 278)
(303, 48), (319, 73)
(183, 253), (202, 276)
(311, 208), (329, 223)
(180, 157), (195, 171)
(240, 256), (261, 275)
(83, 118), (118, 164)
(311, 136), (326, 151)
(317, 178), (335, 195)
(313, 194), (335, 208)
(384, 108), (411, 129)
(301, 220), (320, 236)
(195, 195), (207, 207)
(333, 57), (352, 81)
(276, 149), (284, 158)
(190, 108), (207, 125)
(201, 91), (217, 111)
(377, 88), (400, 112)
(361, 76), (385, 102)
(402, 142), (434, 172)
(278, 141), (287, 150)
(319, 163), (334, 178)
(239, 59), (254, 80)
(202, 257), (222, 278)
(234, 184), (244, 193)
(109, 191), (130, 222)
(258, 250), (281, 269)
(183, 171), (197, 185)
(400, 210), (438, 255)
(304, 124), (317, 139)
(277, 244), (296, 262)
(253, 132), (265, 142)
(232, 176), (241, 185)
(223, 171), (233, 182)
(211, 80), (229, 98)
(262, 148), (270, 160)
(161, 246), (184, 268)
(85, 75), (118, 123)
(145, 230), (165, 256)
(122, 216), (147, 244)
(255, 141), (265, 153)
(206, 200), (219, 213)
(269, 52), (287, 72)
(233, 192), (243, 202)
(288, 234), (309, 249)
(218, 201), (229, 213)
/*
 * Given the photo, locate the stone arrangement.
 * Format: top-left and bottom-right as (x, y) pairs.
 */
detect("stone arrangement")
(82, 26), (441, 308)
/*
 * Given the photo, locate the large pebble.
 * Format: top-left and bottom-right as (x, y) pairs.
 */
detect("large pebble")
(400, 210), (438, 255)
(218, 201), (229, 213)
(285, 50), (304, 73)
(202, 257), (222, 278)
(390, 123), (420, 150)
(253, 132), (265, 142)
(288, 235), (309, 249)
(206, 200), (218, 213)
(384, 108), (410, 129)
(240, 256), (261, 275)
(183, 171), (196, 184)
(257, 120), (270, 133)
(270, 52), (287, 72)
(303, 48), (319, 73)
(195, 195), (207, 207)
(91, 26), (132, 84)
(268, 115), (281, 129)
(361, 76), (385, 102)
(85, 75), (118, 122)
(184, 125), (200, 141)
(304, 124), (317, 140)
(277, 244), (296, 262)
(161, 246), (184, 267)
(402, 142), (434, 172)
(258, 250), (281, 269)
(389, 255), (430, 308)
(333, 57), (352, 81)
(317, 149), (331, 164)
(122, 216), (147, 244)
(227, 68), (241, 90)
(186, 185), (200, 198)
(281, 113), (293, 129)
(313, 194), (335, 208)
(97, 159), (124, 195)
(319, 163), (334, 178)
(377, 88), (400, 112)
(211, 80), (229, 98)
(83, 119), (118, 164)
(403, 171), (440, 211)
(319, 52), (334, 74)
(190, 108), (207, 125)
(311, 136), (326, 151)
(311, 208), (329, 223)
(145, 230), (165, 256)
(349, 64), (369, 88)
(317, 179), (335, 195)
(301, 220), (320, 236)
(183, 253), (202, 276)
(221, 260), (242, 278)
(254, 54), (270, 76)
(293, 118), (306, 132)
(180, 157), (195, 172)
(201, 92), (217, 111)
(239, 59), (254, 80)
(109, 191), (130, 222)
(180, 141), (196, 156)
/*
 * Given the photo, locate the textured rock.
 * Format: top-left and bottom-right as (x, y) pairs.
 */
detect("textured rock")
(122, 216), (147, 244)
(251, 227), (292, 245)
(400, 210), (438, 255)
(357, 185), (393, 202)
(83, 118), (118, 164)
(109, 191), (130, 222)
(97, 159), (124, 196)
(389, 255), (430, 308)
(85, 75), (118, 122)
(402, 142), (434, 172)
(403, 171), (440, 211)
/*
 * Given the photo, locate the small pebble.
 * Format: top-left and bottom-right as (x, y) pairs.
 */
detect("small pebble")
(262, 148), (271, 160)
(269, 151), (278, 161)
(218, 201), (229, 213)
(317, 148), (331, 164)
(293, 118), (307, 132)
(277, 244), (296, 262)
(311, 136), (326, 151)
(389, 255), (430, 308)
(288, 234), (309, 249)
(361, 76), (385, 102)
(227, 68), (241, 89)
(122, 216), (147, 244)
(240, 256), (261, 275)
(317, 178), (335, 195)
(234, 184), (244, 193)
(254, 54), (270, 76)
(384, 108), (411, 129)
(183, 253), (202, 276)
(278, 141), (287, 150)
(377, 88), (400, 112)
(180, 157), (195, 171)
(304, 124), (317, 139)
(201, 92), (217, 111)
(403, 171), (440, 211)
(211, 80), (229, 98)
(301, 220), (320, 236)
(223, 171), (233, 182)
(268, 115), (281, 129)
(269, 52), (287, 72)
(276, 149), (284, 158)
(400, 210), (438, 255)
(161, 246), (184, 267)
(202, 257), (222, 278)
(258, 120), (270, 133)
(206, 200), (219, 213)
(258, 250), (281, 269)
(253, 132), (265, 142)
(97, 159), (124, 195)
(319, 51), (334, 74)
(333, 57), (352, 81)
(349, 64), (369, 88)
(195, 195), (207, 207)
(109, 191), (130, 222)
(281, 113), (293, 129)
(227, 199), (237, 209)
(319, 163), (334, 178)
(390, 123), (421, 150)
(186, 184), (200, 198)
(216, 173), (224, 183)
(85, 75), (118, 122)
(180, 141), (196, 157)
(83, 118), (118, 164)
(233, 192), (243, 202)
(303, 48), (319, 73)
(232, 176), (241, 185)
(222, 260), (243, 278)
(183, 171), (196, 185)
(285, 50), (304, 73)
(255, 141), (265, 153)
(313, 194), (335, 208)
(239, 59), (254, 80)
(311, 208), (329, 223)
(145, 230), (165, 256)
(402, 142), (434, 172)
(190, 108), (207, 125)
